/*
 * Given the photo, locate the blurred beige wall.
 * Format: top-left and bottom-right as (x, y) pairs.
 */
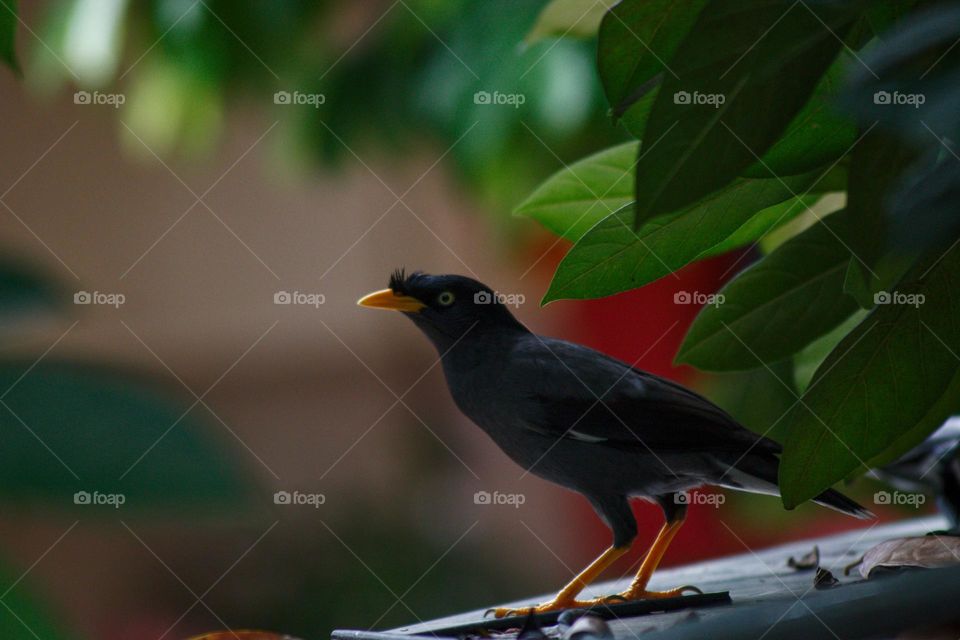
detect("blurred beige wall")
(0, 71), (585, 637)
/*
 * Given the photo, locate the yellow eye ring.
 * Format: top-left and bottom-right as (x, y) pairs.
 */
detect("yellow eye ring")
(437, 291), (455, 306)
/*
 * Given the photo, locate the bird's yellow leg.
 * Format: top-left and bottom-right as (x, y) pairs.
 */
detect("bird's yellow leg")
(608, 515), (701, 601)
(490, 545), (629, 618)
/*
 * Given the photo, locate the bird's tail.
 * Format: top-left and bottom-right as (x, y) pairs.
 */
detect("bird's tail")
(811, 486), (874, 519)
(721, 451), (874, 519)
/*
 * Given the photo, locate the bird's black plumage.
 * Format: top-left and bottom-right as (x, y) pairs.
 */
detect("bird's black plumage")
(370, 272), (870, 549)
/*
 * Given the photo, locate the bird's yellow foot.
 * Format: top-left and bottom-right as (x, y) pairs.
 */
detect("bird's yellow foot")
(602, 584), (702, 603)
(486, 597), (602, 618)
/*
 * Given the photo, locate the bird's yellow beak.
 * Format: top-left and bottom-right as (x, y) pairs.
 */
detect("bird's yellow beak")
(357, 288), (426, 312)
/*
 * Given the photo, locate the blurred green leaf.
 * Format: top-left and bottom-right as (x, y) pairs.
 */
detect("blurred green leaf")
(632, 0), (857, 224)
(543, 171), (820, 302)
(515, 140), (636, 241)
(0, 0), (19, 73)
(0, 362), (255, 510)
(0, 259), (59, 322)
(0, 558), (74, 640)
(889, 149), (960, 258)
(678, 208), (861, 371)
(525, 0), (613, 45)
(842, 4), (960, 145)
(597, 0), (706, 118)
(779, 246), (960, 508)
(741, 57), (857, 178)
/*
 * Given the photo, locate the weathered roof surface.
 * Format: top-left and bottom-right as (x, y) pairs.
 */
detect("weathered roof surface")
(333, 516), (960, 640)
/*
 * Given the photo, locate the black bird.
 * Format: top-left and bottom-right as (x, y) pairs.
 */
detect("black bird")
(358, 271), (871, 617)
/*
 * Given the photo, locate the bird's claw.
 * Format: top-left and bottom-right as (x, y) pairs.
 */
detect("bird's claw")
(602, 584), (703, 603)
(486, 599), (598, 619)
(485, 585), (703, 618)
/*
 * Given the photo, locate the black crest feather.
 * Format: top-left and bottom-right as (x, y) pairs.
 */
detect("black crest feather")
(388, 268), (423, 295)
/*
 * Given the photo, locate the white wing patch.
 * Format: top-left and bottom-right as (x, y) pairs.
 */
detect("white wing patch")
(567, 429), (608, 443)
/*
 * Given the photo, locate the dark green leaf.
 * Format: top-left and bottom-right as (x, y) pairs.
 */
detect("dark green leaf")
(697, 192), (826, 259)
(633, 0), (857, 224)
(543, 171), (819, 302)
(677, 208), (861, 371)
(741, 57), (857, 178)
(619, 85), (658, 138)
(515, 141), (637, 242)
(842, 130), (919, 307)
(0, 0), (18, 73)
(597, 0), (706, 117)
(0, 362), (255, 510)
(700, 361), (798, 444)
(793, 311), (868, 393)
(779, 246), (960, 508)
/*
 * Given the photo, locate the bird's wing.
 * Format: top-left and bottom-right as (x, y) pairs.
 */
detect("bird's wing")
(503, 336), (780, 455)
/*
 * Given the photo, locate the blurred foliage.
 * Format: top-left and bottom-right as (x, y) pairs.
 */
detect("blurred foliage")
(13, 0), (628, 210)
(0, 253), (257, 639)
(0, 361), (255, 508)
(0, 559), (75, 640)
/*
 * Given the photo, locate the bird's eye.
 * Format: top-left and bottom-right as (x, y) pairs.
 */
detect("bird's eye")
(437, 291), (455, 307)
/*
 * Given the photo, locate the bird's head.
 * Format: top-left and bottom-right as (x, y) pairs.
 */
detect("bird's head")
(358, 270), (527, 349)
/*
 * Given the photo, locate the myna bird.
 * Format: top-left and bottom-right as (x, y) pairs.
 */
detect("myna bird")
(358, 271), (872, 617)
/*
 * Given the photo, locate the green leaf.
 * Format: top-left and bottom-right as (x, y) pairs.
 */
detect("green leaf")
(677, 208), (863, 371)
(0, 0), (18, 74)
(597, 0), (706, 117)
(842, 130), (919, 307)
(779, 246), (960, 509)
(0, 559), (75, 640)
(619, 84), (658, 138)
(543, 171), (819, 302)
(793, 311), (867, 393)
(515, 141), (638, 242)
(0, 259), (61, 322)
(633, 0), (857, 224)
(696, 192), (826, 260)
(0, 362), (256, 510)
(741, 56), (857, 178)
(524, 0), (614, 45)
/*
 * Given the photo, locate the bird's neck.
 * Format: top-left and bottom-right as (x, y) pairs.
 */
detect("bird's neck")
(418, 319), (528, 366)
